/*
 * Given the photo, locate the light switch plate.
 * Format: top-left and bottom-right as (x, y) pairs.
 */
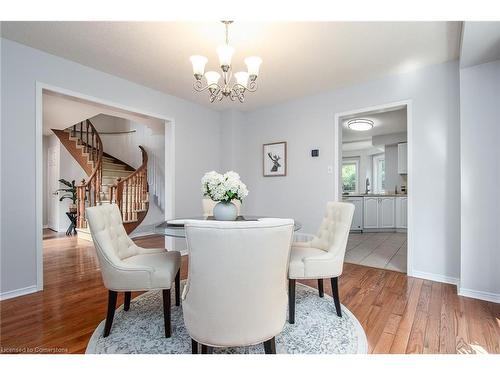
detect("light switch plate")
(327, 166), (333, 174)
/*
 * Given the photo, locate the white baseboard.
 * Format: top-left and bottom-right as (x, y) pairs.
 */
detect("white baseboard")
(409, 269), (459, 286)
(0, 285), (38, 301)
(458, 287), (500, 303)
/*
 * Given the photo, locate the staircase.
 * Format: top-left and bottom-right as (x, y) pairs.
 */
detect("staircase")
(52, 119), (149, 237)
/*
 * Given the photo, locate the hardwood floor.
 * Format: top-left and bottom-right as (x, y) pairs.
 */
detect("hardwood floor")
(0, 231), (499, 354)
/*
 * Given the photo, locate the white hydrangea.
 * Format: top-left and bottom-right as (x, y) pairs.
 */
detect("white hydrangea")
(201, 170), (249, 202)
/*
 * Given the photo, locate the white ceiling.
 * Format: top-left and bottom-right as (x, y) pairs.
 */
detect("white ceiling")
(342, 107), (407, 143)
(43, 90), (164, 135)
(3, 21), (461, 111)
(460, 22), (500, 68)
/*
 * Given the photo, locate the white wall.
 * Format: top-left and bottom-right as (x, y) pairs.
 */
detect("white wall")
(459, 59), (500, 302)
(231, 60), (461, 282)
(1, 39), (222, 297)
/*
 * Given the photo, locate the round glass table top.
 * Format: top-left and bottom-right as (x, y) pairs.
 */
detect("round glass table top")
(154, 216), (302, 238)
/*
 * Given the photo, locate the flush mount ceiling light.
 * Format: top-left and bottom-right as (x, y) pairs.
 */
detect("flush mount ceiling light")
(346, 118), (374, 131)
(189, 21), (262, 103)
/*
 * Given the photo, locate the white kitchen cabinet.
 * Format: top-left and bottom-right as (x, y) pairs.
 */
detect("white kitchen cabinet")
(363, 197), (396, 229)
(363, 197), (379, 229)
(344, 197), (363, 231)
(379, 197), (396, 228)
(395, 196), (408, 228)
(398, 142), (408, 174)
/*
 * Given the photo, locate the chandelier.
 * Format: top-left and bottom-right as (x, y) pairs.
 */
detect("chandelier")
(189, 21), (262, 103)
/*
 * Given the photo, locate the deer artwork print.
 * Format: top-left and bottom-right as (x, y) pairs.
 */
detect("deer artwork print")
(268, 152), (281, 172)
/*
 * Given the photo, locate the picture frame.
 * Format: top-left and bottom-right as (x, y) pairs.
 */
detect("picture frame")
(263, 141), (287, 177)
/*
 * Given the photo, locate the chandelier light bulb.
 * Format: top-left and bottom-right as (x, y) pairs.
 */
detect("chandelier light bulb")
(244, 56), (263, 78)
(216, 44), (235, 68)
(234, 71), (249, 89)
(204, 71), (221, 87)
(190, 55), (208, 79)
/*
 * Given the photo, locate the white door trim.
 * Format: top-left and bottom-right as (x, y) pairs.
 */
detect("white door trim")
(333, 99), (414, 276)
(36, 82), (176, 293)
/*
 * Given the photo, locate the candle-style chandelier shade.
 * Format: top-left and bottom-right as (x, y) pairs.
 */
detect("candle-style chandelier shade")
(189, 21), (262, 103)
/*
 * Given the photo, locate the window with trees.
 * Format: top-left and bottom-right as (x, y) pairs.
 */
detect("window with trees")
(342, 159), (359, 193)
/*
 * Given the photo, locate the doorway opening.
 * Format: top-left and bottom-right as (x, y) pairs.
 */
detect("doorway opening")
(37, 84), (175, 291)
(334, 101), (412, 274)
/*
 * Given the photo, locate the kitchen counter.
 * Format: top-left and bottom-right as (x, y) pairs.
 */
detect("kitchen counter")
(343, 193), (407, 198)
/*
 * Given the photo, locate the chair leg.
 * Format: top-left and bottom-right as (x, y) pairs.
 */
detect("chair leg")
(288, 279), (296, 324)
(263, 337), (276, 354)
(124, 291), (131, 311)
(103, 290), (117, 337)
(162, 289), (171, 338)
(201, 345), (213, 354)
(330, 277), (342, 317)
(318, 279), (324, 298)
(191, 339), (199, 354)
(175, 270), (180, 307)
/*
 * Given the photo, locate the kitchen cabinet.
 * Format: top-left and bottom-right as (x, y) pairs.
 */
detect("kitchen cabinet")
(379, 197), (396, 228)
(363, 197), (396, 229)
(363, 197), (380, 229)
(398, 142), (407, 174)
(396, 196), (408, 228)
(344, 197), (363, 231)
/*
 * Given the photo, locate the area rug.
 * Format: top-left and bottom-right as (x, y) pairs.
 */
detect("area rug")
(86, 282), (367, 354)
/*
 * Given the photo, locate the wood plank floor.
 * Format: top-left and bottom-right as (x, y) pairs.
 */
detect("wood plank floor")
(0, 230), (498, 354)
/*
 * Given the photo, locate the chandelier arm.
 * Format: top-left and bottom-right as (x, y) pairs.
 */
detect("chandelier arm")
(246, 80), (258, 92)
(193, 80), (221, 92)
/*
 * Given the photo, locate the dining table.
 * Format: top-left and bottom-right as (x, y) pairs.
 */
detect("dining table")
(154, 215), (302, 238)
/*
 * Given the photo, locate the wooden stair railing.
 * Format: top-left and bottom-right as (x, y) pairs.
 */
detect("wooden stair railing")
(75, 119), (103, 228)
(109, 146), (149, 233)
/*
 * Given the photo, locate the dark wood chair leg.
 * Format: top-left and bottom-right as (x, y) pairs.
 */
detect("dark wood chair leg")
(288, 279), (296, 324)
(330, 277), (342, 317)
(201, 345), (213, 354)
(191, 339), (199, 354)
(162, 289), (171, 338)
(318, 279), (324, 297)
(175, 270), (180, 307)
(263, 337), (276, 354)
(124, 291), (131, 311)
(103, 290), (117, 337)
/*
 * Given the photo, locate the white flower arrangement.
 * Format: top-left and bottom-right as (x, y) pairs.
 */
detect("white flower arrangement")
(201, 171), (249, 203)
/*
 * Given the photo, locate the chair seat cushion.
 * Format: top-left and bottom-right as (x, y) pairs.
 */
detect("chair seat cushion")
(288, 246), (331, 279)
(123, 250), (181, 289)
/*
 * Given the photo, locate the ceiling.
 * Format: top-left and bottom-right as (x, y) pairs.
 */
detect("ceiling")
(460, 22), (500, 68)
(342, 107), (407, 143)
(43, 90), (164, 135)
(3, 21), (461, 111)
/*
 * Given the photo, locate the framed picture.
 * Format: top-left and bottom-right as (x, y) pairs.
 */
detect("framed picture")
(263, 141), (287, 177)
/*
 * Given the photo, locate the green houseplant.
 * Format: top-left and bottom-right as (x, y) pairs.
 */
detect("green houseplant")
(56, 179), (77, 213)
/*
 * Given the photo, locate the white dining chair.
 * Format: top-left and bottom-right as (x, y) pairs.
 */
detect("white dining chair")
(288, 201), (354, 323)
(202, 198), (241, 217)
(182, 219), (294, 354)
(86, 204), (181, 338)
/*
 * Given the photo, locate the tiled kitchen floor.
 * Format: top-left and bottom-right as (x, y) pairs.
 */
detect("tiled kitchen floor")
(345, 232), (407, 273)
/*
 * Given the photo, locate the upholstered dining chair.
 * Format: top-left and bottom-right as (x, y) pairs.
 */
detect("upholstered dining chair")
(182, 219), (294, 354)
(288, 201), (354, 323)
(202, 198), (241, 217)
(85, 204), (181, 338)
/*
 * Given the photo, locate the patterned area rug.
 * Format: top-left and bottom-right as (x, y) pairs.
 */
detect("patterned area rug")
(86, 282), (367, 354)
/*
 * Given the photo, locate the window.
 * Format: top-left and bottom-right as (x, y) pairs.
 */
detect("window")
(342, 159), (359, 194)
(373, 154), (385, 193)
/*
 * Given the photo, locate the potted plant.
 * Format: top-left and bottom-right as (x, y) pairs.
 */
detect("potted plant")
(201, 171), (248, 221)
(56, 179), (78, 213)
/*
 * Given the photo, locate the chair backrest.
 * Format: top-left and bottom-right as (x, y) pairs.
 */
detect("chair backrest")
(182, 219), (294, 347)
(310, 201), (355, 255)
(202, 198), (241, 217)
(86, 204), (139, 288)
